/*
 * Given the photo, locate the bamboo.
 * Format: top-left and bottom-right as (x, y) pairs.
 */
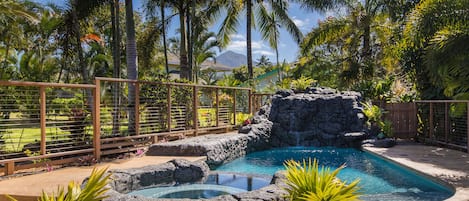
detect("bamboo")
(40, 86), (46, 155)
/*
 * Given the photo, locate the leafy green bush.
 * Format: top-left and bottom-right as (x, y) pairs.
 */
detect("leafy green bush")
(284, 158), (361, 201)
(363, 103), (393, 138)
(292, 76), (316, 92)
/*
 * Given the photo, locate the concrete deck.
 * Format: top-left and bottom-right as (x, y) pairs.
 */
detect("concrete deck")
(0, 155), (205, 201)
(364, 142), (469, 201)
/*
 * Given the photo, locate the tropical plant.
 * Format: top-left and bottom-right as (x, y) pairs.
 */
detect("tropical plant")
(300, 0), (399, 88)
(7, 167), (110, 201)
(292, 76), (316, 91)
(402, 0), (469, 99)
(218, 0), (302, 82)
(284, 158), (361, 201)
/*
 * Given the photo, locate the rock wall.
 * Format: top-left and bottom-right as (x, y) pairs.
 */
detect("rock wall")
(105, 159), (209, 194)
(245, 87), (365, 147)
(147, 132), (271, 168)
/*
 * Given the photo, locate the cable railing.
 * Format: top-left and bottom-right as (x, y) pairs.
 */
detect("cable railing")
(0, 78), (255, 175)
(415, 100), (469, 151)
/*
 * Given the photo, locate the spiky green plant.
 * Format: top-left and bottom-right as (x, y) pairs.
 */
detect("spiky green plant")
(8, 167), (110, 201)
(284, 158), (361, 201)
(292, 76), (316, 91)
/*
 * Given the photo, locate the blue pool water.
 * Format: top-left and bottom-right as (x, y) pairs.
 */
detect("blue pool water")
(216, 147), (454, 201)
(129, 173), (271, 199)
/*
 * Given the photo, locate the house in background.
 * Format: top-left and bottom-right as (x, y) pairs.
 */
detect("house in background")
(166, 53), (232, 81)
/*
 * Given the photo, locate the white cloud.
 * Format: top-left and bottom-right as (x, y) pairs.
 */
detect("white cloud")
(253, 50), (275, 56)
(226, 40), (266, 52)
(230, 34), (245, 40)
(292, 16), (311, 31)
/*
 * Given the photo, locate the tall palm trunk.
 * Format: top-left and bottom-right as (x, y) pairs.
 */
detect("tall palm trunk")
(111, 0), (121, 134)
(72, 0), (93, 111)
(178, 5), (189, 80)
(125, 0), (138, 134)
(186, 3), (193, 81)
(161, 1), (169, 76)
(275, 46), (280, 82)
(246, 0), (253, 82)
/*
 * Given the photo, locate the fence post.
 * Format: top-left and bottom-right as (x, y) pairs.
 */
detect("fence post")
(167, 84), (172, 132)
(135, 82), (140, 135)
(39, 86), (46, 155)
(233, 89), (237, 126)
(93, 79), (101, 160)
(429, 102), (433, 141)
(193, 86), (198, 136)
(445, 102), (449, 143)
(215, 88), (219, 127)
(248, 89), (252, 115)
(466, 102), (469, 153)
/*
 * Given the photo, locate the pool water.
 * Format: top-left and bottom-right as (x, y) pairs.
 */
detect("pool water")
(128, 173), (271, 199)
(215, 147), (454, 201)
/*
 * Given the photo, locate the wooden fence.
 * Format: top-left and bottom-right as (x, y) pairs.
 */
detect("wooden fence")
(0, 78), (254, 175)
(384, 103), (417, 139)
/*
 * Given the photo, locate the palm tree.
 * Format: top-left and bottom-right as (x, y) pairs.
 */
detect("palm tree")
(218, 0), (302, 84)
(300, 0), (395, 87)
(403, 0), (469, 98)
(192, 31), (220, 83)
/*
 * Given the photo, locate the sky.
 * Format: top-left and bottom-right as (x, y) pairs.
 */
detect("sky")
(33, 1), (326, 63)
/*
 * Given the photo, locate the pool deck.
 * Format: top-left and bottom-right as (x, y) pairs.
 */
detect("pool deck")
(363, 141), (469, 201)
(0, 155), (206, 201)
(1, 142), (468, 201)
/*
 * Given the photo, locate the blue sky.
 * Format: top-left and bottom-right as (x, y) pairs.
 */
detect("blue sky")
(34, 1), (326, 63)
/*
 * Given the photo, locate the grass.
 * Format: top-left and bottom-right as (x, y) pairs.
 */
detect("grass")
(0, 109), (250, 153)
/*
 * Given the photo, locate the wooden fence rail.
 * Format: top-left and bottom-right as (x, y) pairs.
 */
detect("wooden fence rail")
(0, 78), (255, 175)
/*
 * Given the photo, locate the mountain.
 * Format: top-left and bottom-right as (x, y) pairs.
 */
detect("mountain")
(216, 51), (247, 68)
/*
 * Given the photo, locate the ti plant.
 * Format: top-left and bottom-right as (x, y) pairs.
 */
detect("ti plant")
(284, 158), (361, 201)
(7, 167), (111, 201)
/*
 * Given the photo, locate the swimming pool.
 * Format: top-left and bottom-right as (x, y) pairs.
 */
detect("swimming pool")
(215, 147), (454, 201)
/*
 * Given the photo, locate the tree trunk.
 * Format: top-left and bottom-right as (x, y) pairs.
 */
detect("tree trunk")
(125, 0), (138, 135)
(179, 5), (189, 80)
(161, 1), (169, 76)
(186, 2), (193, 81)
(246, 0), (253, 82)
(72, 0), (93, 111)
(111, 0), (121, 135)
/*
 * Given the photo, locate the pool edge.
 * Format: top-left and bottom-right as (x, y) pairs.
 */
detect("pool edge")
(362, 147), (469, 201)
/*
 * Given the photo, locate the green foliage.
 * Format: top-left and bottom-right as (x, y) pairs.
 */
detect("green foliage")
(292, 76), (316, 91)
(402, 0), (469, 99)
(354, 78), (394, 101)
(362, 103), (393, 138)
(284, 158), (361, 201)
(379, 120), (393, 138)
(7, 167), (110, 201)
(232, 112), (252, 126)
(362, 103), (383, 124)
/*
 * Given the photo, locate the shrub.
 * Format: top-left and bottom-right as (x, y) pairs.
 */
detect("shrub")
(292, 76), (316, 92)
(284, 158), (361, 201)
